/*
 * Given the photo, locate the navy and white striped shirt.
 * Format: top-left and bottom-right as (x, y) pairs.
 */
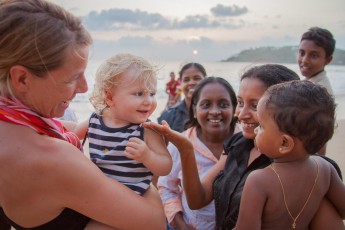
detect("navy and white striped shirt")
(88, 113), (152, 195)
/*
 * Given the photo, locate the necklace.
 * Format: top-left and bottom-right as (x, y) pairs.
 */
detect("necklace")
(270, 158), (319, 229)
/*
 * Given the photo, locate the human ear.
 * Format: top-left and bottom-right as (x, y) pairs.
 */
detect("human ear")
(104, 89), (114, 106)
(9, 65), (31, 93)
(325, 55), (333, 65)
(279, 134), (294, 154)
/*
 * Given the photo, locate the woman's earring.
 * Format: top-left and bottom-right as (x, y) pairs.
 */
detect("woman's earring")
(279, 147), (283, 154)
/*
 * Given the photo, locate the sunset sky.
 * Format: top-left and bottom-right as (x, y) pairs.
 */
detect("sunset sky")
(51, 0), (345, 62)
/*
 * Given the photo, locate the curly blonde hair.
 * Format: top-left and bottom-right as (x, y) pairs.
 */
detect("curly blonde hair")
(90, 53), (157, 114)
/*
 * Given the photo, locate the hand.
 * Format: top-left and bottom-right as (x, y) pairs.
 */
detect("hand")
(172, 212), (194, 230)
(142, 121), (193, 152)
(125, 137), (151, 163)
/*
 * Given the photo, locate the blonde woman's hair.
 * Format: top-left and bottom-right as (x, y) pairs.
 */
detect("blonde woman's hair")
(0, 0), (92, 97)
(90, 53), (157, 114)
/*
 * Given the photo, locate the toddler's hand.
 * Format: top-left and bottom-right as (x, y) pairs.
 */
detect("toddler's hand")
(124, 137), (152, 163)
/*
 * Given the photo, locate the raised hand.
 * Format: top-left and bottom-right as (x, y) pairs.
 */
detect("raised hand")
(142, 121), (193, 153)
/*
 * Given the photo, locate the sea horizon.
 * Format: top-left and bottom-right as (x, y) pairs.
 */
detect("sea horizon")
(70, 60), (345, 122)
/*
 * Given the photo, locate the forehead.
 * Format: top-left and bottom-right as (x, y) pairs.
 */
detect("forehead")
(299, 40), (325, 53)
(199, 82), (230, 99)
(181, 67), (203, 78)
(238, 78), (267, 99)
(121, 78), (156, 89)
(49, 46), (89, 79)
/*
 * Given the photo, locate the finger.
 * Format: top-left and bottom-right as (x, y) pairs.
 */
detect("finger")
(128, 137), (141, 144)
(124, 149), (135, 159)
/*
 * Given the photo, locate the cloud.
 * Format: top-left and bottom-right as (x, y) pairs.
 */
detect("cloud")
(210, 4), (248, 17)
(83, 6), (246, 30)
(173, 15), (221, 29)
(83, 8), (171, 30)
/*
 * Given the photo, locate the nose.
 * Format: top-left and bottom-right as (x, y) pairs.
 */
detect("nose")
(210, 106), (221, 115)
(236, 106), (250, 120)
(190, 77), (201, 85)
(301, 54), (309, 64)
(143, 94), (154, 105)
(76, 75), (88, 93)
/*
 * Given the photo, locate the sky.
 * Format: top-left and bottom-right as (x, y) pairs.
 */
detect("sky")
(51, 0), (345, 62)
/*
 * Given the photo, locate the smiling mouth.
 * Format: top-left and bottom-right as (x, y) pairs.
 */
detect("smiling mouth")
(208, 119), (221, 123)
(241, 122), (257, 128)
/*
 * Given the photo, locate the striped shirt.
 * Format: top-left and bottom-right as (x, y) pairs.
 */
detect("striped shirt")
(88, 113), (152, 195)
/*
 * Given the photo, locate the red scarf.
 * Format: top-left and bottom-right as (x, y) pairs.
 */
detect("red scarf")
(0, 96), (82, 151)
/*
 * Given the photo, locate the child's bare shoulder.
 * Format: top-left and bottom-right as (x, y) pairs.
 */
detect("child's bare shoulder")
(247, 166), (276, 187)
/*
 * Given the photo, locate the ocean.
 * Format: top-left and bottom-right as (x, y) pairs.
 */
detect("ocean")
(71, 61), (345, 121)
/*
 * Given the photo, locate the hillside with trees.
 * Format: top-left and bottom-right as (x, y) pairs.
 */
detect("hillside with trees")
(223, 46), (345, 65)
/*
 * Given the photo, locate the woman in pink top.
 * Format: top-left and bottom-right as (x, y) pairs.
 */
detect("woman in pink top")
(158, 77), (241, 229)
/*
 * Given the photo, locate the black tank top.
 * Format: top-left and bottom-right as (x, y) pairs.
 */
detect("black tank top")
(0, 208), (89, 230)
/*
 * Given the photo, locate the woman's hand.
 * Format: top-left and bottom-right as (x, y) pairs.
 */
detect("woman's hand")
(172, 212), (194, 230)
(142, 121), (193, 153)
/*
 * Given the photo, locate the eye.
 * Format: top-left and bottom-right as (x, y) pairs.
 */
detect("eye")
(311, 53), (319, 59)
(182, 77), (190, 83)
(298, 50), (305, 57)
(237, 100), (244, 107)
(135, 92), (144, 96)
(219, 101), (230, 108)
(150, 92), (156, 97)
(251, 103), (258, 110)
(199, 101), (210, 109)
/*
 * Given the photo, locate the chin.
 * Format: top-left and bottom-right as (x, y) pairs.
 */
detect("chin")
(242, 132), (256, 140)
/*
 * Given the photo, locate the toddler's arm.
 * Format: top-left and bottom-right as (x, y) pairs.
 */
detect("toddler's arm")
(124, 125), (172, 176)
(143, 127), (172, 176)
(59, 118), (89, 140)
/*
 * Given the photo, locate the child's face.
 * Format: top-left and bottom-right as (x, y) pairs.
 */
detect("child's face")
(194, 82), (234, 137)
(106, 75), (157, 125)
(254, 97), (283, 158)
(235, 78), (267, 140)
(297, 39), (332, 78)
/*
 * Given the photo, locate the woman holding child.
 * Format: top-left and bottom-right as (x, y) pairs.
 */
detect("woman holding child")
(0, 0), (165, 229)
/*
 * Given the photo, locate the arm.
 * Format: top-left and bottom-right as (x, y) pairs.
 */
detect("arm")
(172, 212), (193, 230)
(157, 144), (190, 228)
(142, 121), (224, 209)
(51, 141), (166, 229)
(310, 198), (345, 230)
(59, 118), (89, 140)
(145, 127), (172, 176)
(125, 127), (172, 176)
(235, 171), (266, 230)
(85, 184), (163, 230)
(325, 162), (345, 218)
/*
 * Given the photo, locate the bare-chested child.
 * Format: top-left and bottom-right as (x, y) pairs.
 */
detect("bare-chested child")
(235, 80), (345, 230)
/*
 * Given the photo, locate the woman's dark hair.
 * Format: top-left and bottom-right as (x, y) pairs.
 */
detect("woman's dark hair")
(179, 63), (207, 80)
(240, 64), (300, 87)
(184, 77), (237, 132)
